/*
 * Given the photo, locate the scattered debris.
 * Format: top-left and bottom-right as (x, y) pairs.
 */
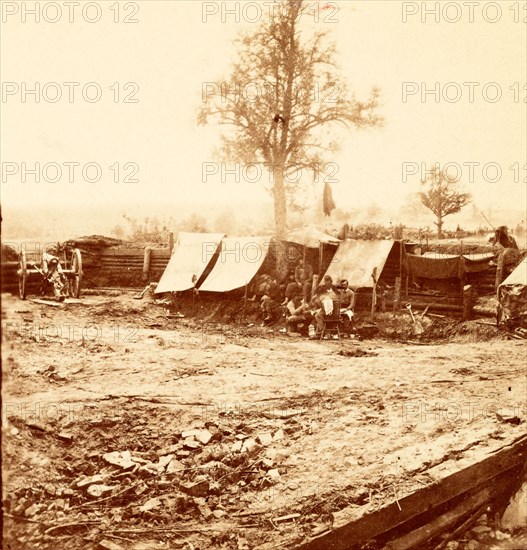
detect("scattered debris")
(139, 497), (162, 513)
(337, 348), (378, 358)
(257, 432), (273, 446)
(495, 412), (522, 425)
(166, 459), (185, 474)
(87, 484), (116, 498)
(57, 432), (74, 442)
(102, 451), (137, 470)
(77, 474), (108, 488)
(273, 513), (301, 523)
(99, 539), (125, 550)
(180, 477), (210, 497)
(241, 438), (257, 453)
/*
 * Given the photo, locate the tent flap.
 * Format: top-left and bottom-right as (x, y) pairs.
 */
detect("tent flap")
(155, 232), (224, 293)
(323, 240), (396, 289)
(198, 237), (271, 293)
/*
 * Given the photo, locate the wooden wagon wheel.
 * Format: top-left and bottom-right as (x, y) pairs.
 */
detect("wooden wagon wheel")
(18, 251), (28, 300)
(70, 248), (83, 298)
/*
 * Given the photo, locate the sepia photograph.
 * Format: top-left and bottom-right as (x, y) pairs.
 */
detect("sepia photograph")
(1, 1), (526, 549)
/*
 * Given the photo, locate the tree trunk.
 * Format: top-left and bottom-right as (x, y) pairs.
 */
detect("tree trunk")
(436, 215), (443, 239)
(273, 167), (287, 238)
(271, 7), (296, 239)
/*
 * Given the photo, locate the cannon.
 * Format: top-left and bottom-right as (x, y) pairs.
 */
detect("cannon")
(17, 248), (83, 300)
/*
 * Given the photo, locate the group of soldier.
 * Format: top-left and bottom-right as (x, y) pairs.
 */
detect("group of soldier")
(259, 258), (355, 338)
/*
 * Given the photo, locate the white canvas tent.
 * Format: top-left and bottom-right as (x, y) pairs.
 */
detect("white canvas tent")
(198, 237), (271, 292)
(155, 232), (224, 294)
(323, 240), (397, 289)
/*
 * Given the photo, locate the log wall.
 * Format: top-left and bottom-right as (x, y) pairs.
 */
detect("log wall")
(0, 247), (171, 292)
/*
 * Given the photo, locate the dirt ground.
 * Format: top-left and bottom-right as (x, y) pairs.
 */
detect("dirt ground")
(2, 291), (526, 550)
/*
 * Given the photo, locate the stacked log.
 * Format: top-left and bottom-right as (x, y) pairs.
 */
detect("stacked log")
(466, 265), (498, 294)
(90, 247), (170, 287)
(0, 244), (172, 292)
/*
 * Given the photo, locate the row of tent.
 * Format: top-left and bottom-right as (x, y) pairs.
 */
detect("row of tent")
(155, 228), (399, 294)
(155, 229), (527, 328)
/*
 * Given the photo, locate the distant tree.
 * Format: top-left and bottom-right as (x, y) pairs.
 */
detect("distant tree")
(419, 165), (471, 239)
(112, 225), (125, 239)
(180, 213), (208, 233)
(199, 0), (382, 237)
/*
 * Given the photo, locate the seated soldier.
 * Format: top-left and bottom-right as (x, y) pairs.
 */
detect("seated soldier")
(282, 274), (302, 305)
(315, 274), (339, 299)
(285, 294), (313, 335)
(251, 274), (279, 301)
(294, 258), (314, 303)
(43, 255), (67, 301)
(260, 293), (281, 325)
(312, 275), (339, 337)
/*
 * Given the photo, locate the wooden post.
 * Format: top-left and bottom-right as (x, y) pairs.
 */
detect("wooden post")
(168, 232), (174, 255)
(463, 284), (476, 321)
(311, 274), (319, 300)
(142, 247), (152, 281)
(399, 240), (404, 281)
(241, 282), (249, 324)
(393, 276), (401, 316)
(371, 267), (378, 320)
(495, 250), (506, 289)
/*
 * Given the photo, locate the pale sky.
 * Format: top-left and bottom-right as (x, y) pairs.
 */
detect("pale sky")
(1, 0), (526, 218)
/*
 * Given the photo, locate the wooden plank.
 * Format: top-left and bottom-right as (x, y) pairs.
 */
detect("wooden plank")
(29, 299), (64, 307)
(297, 435), (527, 550)
(385, 486), (492, 550)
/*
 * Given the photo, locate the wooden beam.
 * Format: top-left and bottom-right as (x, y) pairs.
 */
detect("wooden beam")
(385, 486), (492, 550)
(297, 435), (527, 550)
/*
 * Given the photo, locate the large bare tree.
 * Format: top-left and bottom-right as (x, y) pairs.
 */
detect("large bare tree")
(199, 0), (382, 237)
(419, 165), (471, 239)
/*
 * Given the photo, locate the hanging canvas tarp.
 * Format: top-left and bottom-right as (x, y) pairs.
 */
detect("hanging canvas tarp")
(406, 254), (461, 279)
(408, 253), (495, 279)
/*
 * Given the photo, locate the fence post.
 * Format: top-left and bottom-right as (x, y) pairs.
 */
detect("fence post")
(142, 248), (152, 281)
(393, 276), (401, 316)
(462, 285), (476, 321)
(371, 267), (378, 320)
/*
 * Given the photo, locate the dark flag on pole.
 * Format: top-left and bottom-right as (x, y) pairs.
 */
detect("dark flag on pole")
(323, 182), (336, 217)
